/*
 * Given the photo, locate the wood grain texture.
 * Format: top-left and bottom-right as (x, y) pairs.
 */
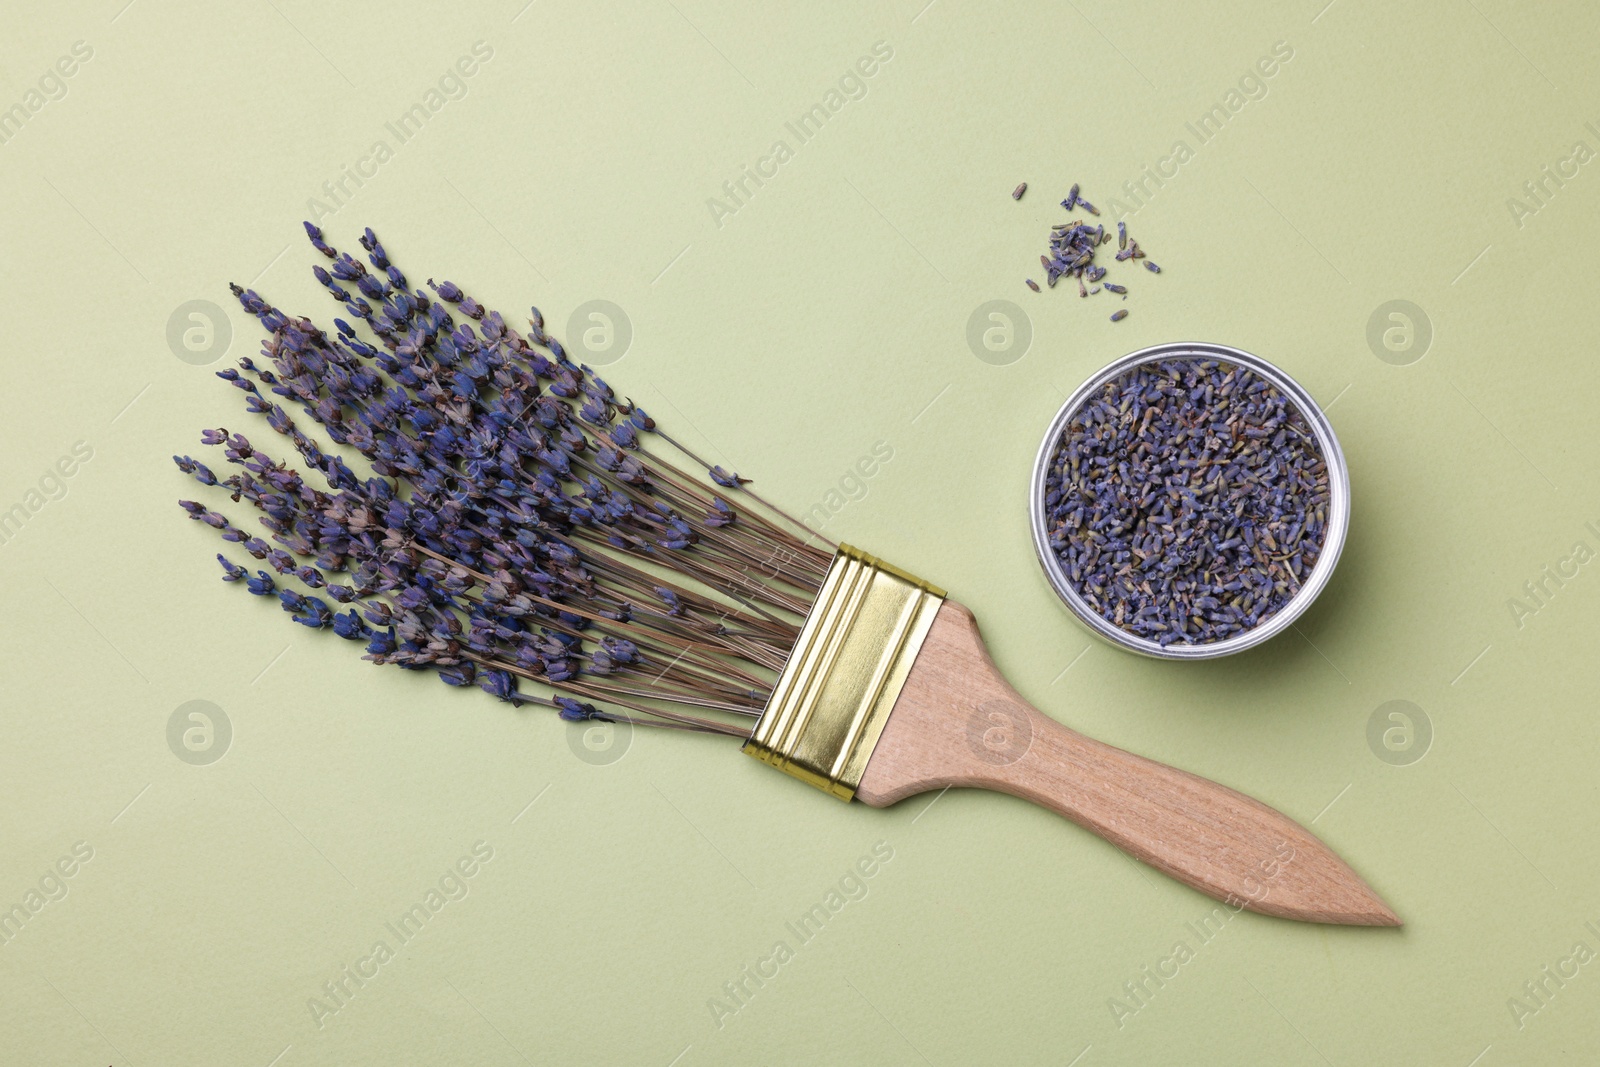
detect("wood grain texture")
(856, 601), (1400, 926)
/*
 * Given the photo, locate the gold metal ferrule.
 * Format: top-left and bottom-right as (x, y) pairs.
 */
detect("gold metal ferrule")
(743, 545), (945, 800)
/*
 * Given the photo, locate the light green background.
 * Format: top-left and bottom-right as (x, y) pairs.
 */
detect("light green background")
(3, 1), (1597, 1063)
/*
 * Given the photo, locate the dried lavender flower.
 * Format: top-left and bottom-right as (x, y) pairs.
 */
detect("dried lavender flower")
(175, 224), (840, 738)
(1042, 359), (1330, 646)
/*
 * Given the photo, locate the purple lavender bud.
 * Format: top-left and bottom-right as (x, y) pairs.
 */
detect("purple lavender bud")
(365, 627), (397, 657)
(362, 228), (389, 269)
(302, 221), (335, 256)
(246, 570), (276, 595)
(332, 608), (369, 640)
(334, 253), (368, 281)
(432, 280), (464, 303)
(1145, 261), (1161, 273)
(477, 669), (514, 701)
(437, 663), (475, 687)
(231, 286), (265, 315)
(217, 555), (247, 582)
(529, 306), (544, 330)
(555, 696), (600, 721)
(709, 466), (741, 488)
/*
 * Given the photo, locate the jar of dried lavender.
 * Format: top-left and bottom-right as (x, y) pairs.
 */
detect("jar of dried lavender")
(1029, 343), (1350, 659)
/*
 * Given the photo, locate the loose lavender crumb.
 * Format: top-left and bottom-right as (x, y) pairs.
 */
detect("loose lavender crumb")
(1043, 359), (1330, 646)
(1145, 261), (1161, 273)
(1109, 309), (1128, 321)
(1013, 182), (1027, 200)
(1034, 184), (1160, 309)
(1026, 278), (1041, 292)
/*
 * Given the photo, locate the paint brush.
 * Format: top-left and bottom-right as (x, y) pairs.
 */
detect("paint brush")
(177, 223), (1398, 926)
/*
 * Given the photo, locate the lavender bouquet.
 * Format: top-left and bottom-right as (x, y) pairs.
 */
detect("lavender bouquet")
(176, 224), (830, 736)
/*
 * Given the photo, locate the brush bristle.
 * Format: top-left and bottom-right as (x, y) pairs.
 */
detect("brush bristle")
(176, 224), (834, 736)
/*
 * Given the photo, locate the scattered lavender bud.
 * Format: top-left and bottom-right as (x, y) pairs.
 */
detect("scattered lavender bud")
(1028, 185), (1155, 311)
(1013, 182), (1027, 200)
(1145, 261), (1161, 273)
(1110, 309), (1128, 322)
(1026, 279), (1041, 292)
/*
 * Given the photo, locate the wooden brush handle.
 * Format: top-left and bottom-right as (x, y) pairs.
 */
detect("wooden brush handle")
(856, 602), (1399, 926)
